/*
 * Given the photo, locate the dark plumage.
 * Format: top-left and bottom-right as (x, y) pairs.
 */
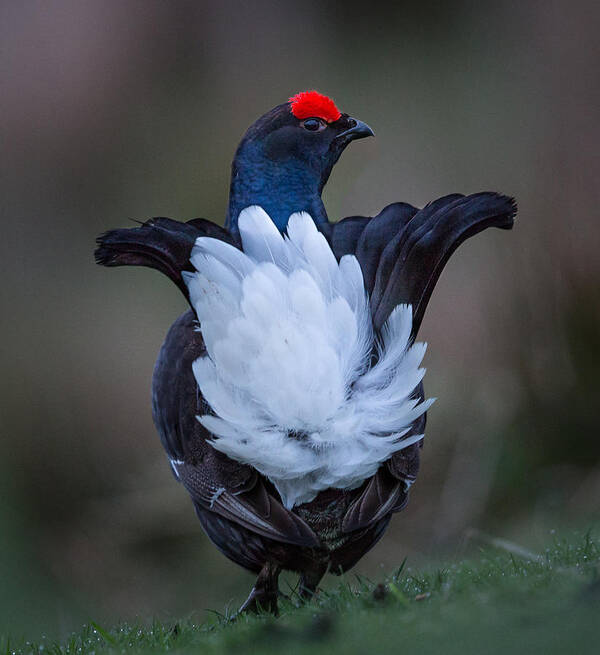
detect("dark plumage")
(95, 91), (515, 613)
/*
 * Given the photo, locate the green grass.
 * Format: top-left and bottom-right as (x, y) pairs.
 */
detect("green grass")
(3, 530), (599, 654)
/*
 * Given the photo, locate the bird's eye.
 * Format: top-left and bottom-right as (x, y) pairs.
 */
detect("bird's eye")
(301, 118), (326, 132)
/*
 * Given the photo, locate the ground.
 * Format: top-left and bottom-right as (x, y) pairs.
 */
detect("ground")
(3, 529), (599, 654)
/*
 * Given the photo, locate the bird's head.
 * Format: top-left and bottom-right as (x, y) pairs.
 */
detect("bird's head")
(226, 91), (374, 231)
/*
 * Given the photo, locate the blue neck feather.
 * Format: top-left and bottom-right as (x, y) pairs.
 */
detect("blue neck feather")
(226, 142), (328, 232)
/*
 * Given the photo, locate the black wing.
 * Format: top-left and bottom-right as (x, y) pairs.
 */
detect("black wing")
(318, 192), (516, 531)
(154, 311), (319, 549)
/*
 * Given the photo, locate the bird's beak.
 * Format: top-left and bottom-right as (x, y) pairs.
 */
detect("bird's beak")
(335, 118), (375, 142)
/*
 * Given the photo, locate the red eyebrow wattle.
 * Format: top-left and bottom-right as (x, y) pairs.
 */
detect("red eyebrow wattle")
(289, 91), (341, 123)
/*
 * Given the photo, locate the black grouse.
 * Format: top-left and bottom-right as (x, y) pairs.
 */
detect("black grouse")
(95, 90), (516, 613)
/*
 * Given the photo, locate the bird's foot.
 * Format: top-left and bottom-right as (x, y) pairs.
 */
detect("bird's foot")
(238, 561), (281, 616)
(238, 585), (279, 616)
(297, 562), (328, 602)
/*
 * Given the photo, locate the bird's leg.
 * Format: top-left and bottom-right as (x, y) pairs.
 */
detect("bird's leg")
(298, 561), (328, 601)
(239, 561), (281, 615)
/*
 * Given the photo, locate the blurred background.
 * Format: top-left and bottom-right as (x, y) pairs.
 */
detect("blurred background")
(2, 0), (599, 641)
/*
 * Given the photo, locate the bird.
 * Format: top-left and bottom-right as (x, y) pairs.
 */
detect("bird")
(95, 90), (515, 614)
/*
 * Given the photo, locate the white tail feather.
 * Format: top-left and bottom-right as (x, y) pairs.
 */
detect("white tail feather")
(238, 206), (288, 265)
(185, 207), (432, 508)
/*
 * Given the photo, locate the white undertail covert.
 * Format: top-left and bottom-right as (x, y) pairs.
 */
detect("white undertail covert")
(184, 207), (433, 508)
